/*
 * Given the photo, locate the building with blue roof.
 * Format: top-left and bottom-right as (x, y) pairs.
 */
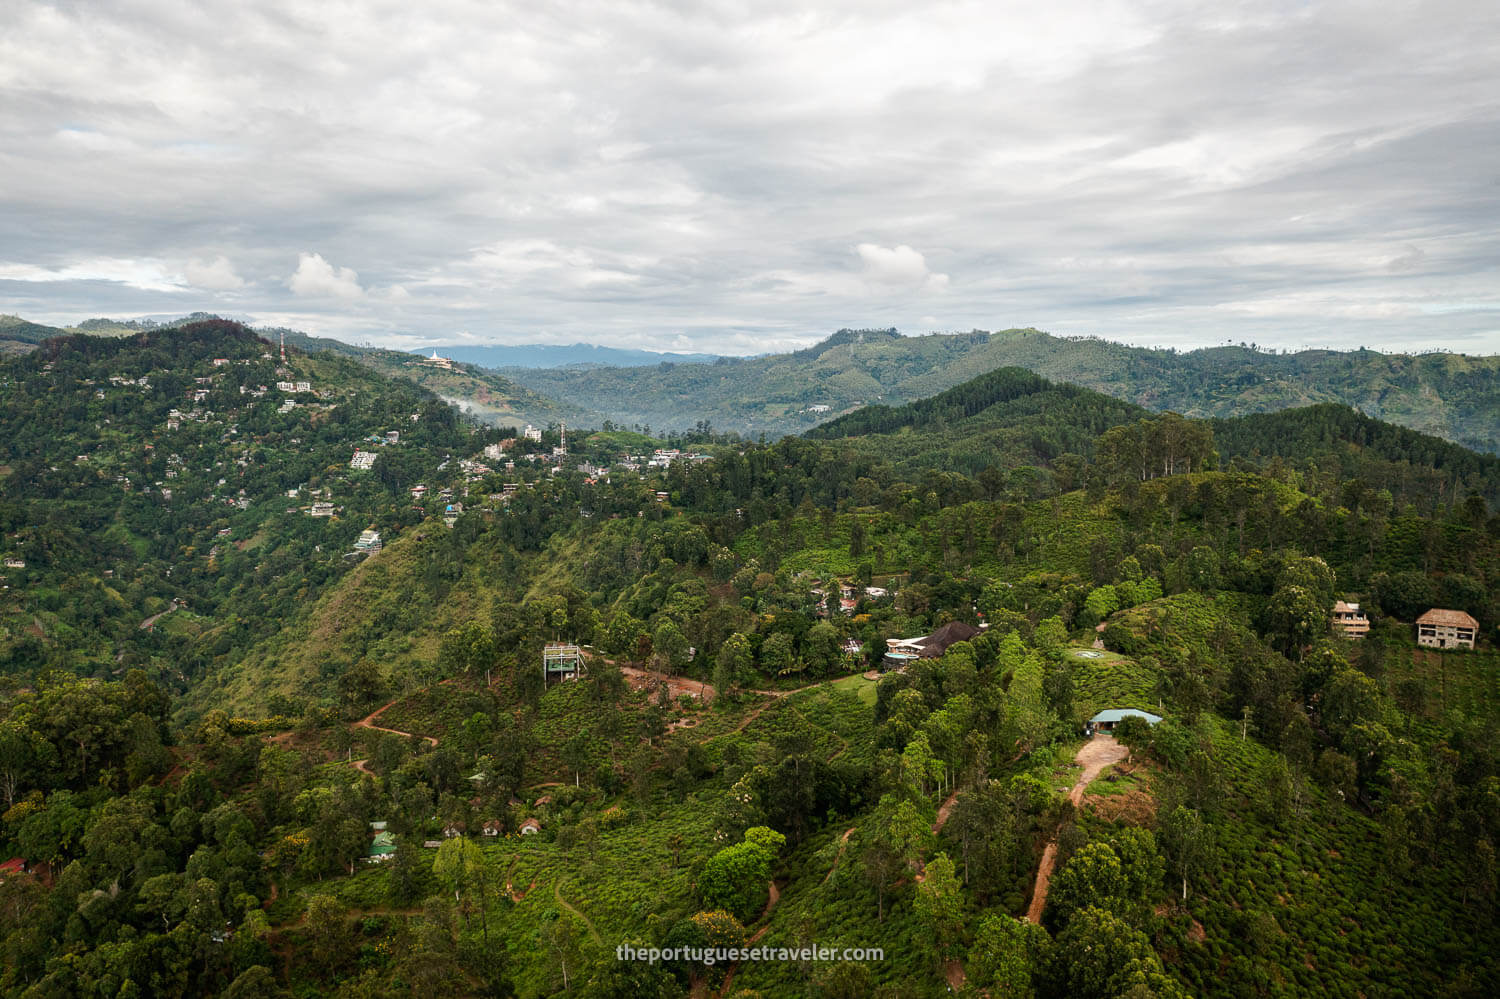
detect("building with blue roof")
(1086, 708), (1162, 736)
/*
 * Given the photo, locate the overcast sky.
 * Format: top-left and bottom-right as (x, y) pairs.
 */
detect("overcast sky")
(2, 0), (1498, 356)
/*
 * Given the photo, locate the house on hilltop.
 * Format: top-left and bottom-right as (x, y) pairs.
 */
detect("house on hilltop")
(1416, 608), (1478, 650)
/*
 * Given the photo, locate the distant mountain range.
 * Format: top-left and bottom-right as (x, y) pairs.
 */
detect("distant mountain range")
(6, 317), (1499, 453)
(498, 327), (1500, 452)
(419, 342), (721, 368)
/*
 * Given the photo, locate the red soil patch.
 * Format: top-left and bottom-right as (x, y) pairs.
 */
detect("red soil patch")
(618, 665), (716, 704)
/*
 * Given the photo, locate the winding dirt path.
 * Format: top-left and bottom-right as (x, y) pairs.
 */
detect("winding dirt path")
(716, 880), (782, 999)
(553, 878), (602, 945)
(718, 676), (858, 739)
(1026, 735), (1128, 923)
(353, 697), (438, 747)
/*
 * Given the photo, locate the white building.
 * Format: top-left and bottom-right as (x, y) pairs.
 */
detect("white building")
(523, 425), (543, 442)
(350, 451), (379, 470)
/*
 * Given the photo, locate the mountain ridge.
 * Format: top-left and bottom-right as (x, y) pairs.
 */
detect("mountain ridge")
(498, 326), (1500, 451)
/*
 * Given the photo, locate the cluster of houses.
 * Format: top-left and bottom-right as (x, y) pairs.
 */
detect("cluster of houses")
(1332, 601), (1480, 650)
(812, 583), (892, 616)
(365, 812), (544, 863)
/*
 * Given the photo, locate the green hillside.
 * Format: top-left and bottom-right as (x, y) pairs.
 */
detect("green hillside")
(0, 315), (69, 355)
(1, 351), (1498, 997)
(500, 327), (1500, 452)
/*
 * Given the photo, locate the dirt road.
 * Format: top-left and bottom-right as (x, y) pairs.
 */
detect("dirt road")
(1026, 735), (1128, 923)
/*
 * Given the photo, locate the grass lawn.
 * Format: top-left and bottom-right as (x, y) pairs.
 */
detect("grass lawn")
(827, 670), (879, 706)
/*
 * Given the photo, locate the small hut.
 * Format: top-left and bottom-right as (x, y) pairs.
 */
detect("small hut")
(366, 832), (396, 862)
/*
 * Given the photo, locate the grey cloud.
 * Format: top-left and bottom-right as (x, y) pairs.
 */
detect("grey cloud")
(1, 0), (1497, 354)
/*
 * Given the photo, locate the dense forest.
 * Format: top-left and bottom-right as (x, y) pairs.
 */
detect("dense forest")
(0, 325), (1496, 997)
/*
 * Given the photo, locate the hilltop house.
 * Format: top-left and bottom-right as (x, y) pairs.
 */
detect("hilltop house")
(519, 818), (541, 835)
(1416, 609), (1479, 650)
(1332, 601), (1370, 639)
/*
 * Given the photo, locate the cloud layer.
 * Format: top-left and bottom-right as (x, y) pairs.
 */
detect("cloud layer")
(2, 0), (1498, 355)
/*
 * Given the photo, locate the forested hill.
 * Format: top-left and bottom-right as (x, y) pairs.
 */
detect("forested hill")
(497, 326), (1500, 451)
(180, 323), (601, 431)
(805, 364), (1500, 516)
(803, 366), (1149, 479)
(0, 316), (597, 430)
(1213, 402), (1500, 510)
(0, 319), (510, 691)
(806, 366), (1141, 440)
